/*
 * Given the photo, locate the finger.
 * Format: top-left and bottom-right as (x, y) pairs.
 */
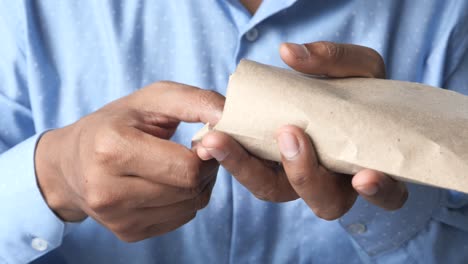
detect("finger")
(280, 41), (386, 78)
(99, 178), (214, 210)
(117, 212), (197, 242)
(196, 145), (214, 161)
(192, 140), (214, 161)
(352, 169), (408, 210)
(137, 177), (214, 224)
(277, 125), (357, 220)
(127, 81), (225, 125)
(134, 123), (178, 140)
(200, 131), (298, 202)
(94, 176), (214, 230)
(143, 212), (196, 239)
(95, 125), (219, 188)
(133, 113), (180, 139)
(127, 178), (213, 241)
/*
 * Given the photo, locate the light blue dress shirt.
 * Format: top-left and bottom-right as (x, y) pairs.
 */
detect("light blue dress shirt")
(0, 0), (467, 263)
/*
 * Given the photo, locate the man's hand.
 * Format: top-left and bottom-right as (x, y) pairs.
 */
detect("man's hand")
(35, 82), (224, 242)
(197, 41), (408, 220)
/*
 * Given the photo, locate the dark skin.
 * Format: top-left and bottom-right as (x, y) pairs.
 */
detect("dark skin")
(36, 84), (224, 241)
(197, 41), (408, 220)
(240, 0), (262, 14)
(35, 0), (408, 242)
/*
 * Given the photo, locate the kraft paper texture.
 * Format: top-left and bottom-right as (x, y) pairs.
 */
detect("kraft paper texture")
(193, 60), (468, 193)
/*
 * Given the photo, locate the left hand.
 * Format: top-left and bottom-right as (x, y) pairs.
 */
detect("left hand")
(196, 41), (408, 220)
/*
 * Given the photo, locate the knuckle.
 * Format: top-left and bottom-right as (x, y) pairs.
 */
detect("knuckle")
(112, 223), (131, 235)
(115, 232), (142, 243)
(313, 210), (335, 221)
(288, 171), (310, 187)
(146, 213), (197, 237)
(199, 196), (210, 209)
(385, 187), (408, 211)
(174, 156), (203, 190)
(251, 172), (288, 203)
(198, 90), (223, 109)
(92, 127), (127, 166)
(118, 235), (140, 243)
(186, 212), (197, 226)
(146, 224), (165, 237)
(187, 184), (205, 198)
(312, 202), (350, 220)
(111, 220), (142, 241)
(196, 188), (212, 210)
(183, 159), (203, 190)
(313, 207), (341, 221)
(315, 41), (344, 62)
(253, 185), (277, 202)
(85, 191), (117, 213)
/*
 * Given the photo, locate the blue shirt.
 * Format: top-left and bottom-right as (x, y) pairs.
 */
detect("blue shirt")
(0, 0), (467, 263)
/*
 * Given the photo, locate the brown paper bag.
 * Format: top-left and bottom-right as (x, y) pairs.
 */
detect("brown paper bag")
(193, 60), (468, 193)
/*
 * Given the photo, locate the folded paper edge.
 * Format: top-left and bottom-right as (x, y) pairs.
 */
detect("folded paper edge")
(192, 123), (211, 143)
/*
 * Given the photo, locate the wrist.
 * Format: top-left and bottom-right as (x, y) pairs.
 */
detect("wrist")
(35, 128), (87, 222)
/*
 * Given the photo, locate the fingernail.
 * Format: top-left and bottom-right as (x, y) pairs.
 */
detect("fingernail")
(213, 110), (223, 122)
(197, 146), (214, 161)
(286, 43), (310, 61)
(278, 132), (300, 160)
(206, 148), (228, 161)
(355, 184), (379, 196)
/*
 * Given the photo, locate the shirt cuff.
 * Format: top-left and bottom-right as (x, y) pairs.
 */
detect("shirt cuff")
(339, 183), (442, 257)
(0, 133), (72, 263)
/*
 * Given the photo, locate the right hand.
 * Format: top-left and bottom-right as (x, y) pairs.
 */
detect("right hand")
(35, 81), (224, 242)
(197, 42), (407, 220)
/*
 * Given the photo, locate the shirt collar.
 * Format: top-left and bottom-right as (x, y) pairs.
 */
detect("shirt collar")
(223, 0), (298, 35)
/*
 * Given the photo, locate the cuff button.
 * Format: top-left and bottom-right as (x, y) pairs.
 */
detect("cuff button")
(347, 223), (367, 235)
(31, 237), (49, 252)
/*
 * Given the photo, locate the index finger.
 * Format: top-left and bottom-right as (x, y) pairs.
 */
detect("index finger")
(127, 81), (226, 126)
(98, 125), (219, 189)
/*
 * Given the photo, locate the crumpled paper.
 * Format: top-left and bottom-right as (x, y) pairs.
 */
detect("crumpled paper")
(193, 59), (468, 193)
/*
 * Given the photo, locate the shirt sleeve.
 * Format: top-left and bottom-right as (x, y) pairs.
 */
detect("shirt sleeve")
(0, 2), (69, 263)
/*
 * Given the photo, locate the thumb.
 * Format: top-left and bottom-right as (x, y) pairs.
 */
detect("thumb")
(127, 81), (225, 125)
(277, 125), (357, 220)
(279, 41), (386, 78)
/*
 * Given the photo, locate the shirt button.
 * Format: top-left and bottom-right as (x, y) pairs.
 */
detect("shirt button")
(245, 28), (259, 41)
(31, 237), (49, 252)
(347, 223), (367, 234)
